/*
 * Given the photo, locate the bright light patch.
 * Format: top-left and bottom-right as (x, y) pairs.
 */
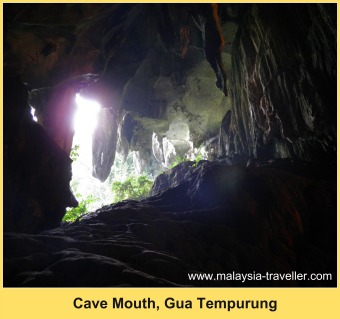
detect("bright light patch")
(72, 94), (100, 174)
(31, 107), (38, 122)
(73, 94), (100, 134)
(70, 94), (112, 211)
(72, 93), (101, 173)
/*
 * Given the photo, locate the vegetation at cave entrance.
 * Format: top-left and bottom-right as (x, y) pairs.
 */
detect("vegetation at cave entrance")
(170, 144), (205, 168)
(63, 144), (206, 222)
(111, 175), (153, 202)
(62, 194), (98, 222)
(62, 175), (153, 222)
(70, 144), (80, 161)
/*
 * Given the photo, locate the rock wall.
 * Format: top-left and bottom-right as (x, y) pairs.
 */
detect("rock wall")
(220, 4), (336, 161)
(3, 3), (234, 230)
(5, 3), (235, 180)
(3, 4), (337, 286)
(4, 160), (336, 287)
(117, 45), (230, 171)
(3, 73), (78, 233)
(3, 3), (337, 233)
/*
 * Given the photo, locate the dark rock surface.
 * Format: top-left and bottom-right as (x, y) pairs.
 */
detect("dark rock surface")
(220, 4), (336, 161)
(3, 73), (77, 233)
(3, 3), (337, 288)
(4, 161), (336, 287)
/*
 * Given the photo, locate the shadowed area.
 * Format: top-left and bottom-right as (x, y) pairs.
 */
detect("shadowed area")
(3, 3), (336, 287)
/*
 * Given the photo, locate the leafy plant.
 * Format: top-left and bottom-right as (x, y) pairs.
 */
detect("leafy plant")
(62, 194), (98, 222)
(70, 144), (80, 161)
(194, 152), (203, 162)
(111, 175), (153, 202)
(169, 155), (188, 169)
(169, 144), (205, 169)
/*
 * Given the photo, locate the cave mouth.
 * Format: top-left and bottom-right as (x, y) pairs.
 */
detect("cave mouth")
(66, 93), (111, 218)
(66, 94), (156, 221)
(3, 3), (336, 288)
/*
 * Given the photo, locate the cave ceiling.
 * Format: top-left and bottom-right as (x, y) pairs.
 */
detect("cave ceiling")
(4, 3), (336, 178)
(4, 3), (241, 181)
(3, 3), (337, 245)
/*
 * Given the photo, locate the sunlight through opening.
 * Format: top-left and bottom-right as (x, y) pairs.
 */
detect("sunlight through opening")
(69, 94), (112, 212)
(73, 94), (100, 137)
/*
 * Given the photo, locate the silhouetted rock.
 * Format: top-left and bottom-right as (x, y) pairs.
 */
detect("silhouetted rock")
(3, 3), (336, 287)
(4, 161), (336, 287)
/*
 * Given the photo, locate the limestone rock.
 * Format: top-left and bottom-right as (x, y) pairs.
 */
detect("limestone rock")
(3, 3), (336, 288)
(3, 73), (77, 233)
(4, 160), (336, 287)
(220, 4), (336, 161)
(92, 107), (117, 182)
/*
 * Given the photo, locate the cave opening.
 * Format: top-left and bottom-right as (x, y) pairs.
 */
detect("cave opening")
(3, 3), (337, 288)
(66, 93), (157, 221)
(66, 93), (105, 217)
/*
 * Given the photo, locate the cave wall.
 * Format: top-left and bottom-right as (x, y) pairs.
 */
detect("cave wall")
(117, 46), (231, 172)
(3, 4), (337, 233)
(3, 3), (234, 232)
(3, 73), (78, 233)
(3, 3), (337, 287)
(220, 4), (336, 162)
(5, 3), (235, 177)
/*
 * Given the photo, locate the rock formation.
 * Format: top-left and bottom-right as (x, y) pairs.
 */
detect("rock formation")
(220, 4), (336, 162)
(4, 160), (336, 287)
(3, 3), (336, 287)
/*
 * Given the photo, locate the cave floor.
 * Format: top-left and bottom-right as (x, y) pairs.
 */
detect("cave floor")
(4, 160), (337, 287)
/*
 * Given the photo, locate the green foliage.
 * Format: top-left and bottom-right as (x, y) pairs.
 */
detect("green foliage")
(62, 194), (98, 222)
(169, 144), (205, 169)
(194, 152), (203, 163)
(111, 175), (153, 202)
(169, 155), (188, 169)
(70, 144), (80, 161)
(107, 152), (135, 185)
